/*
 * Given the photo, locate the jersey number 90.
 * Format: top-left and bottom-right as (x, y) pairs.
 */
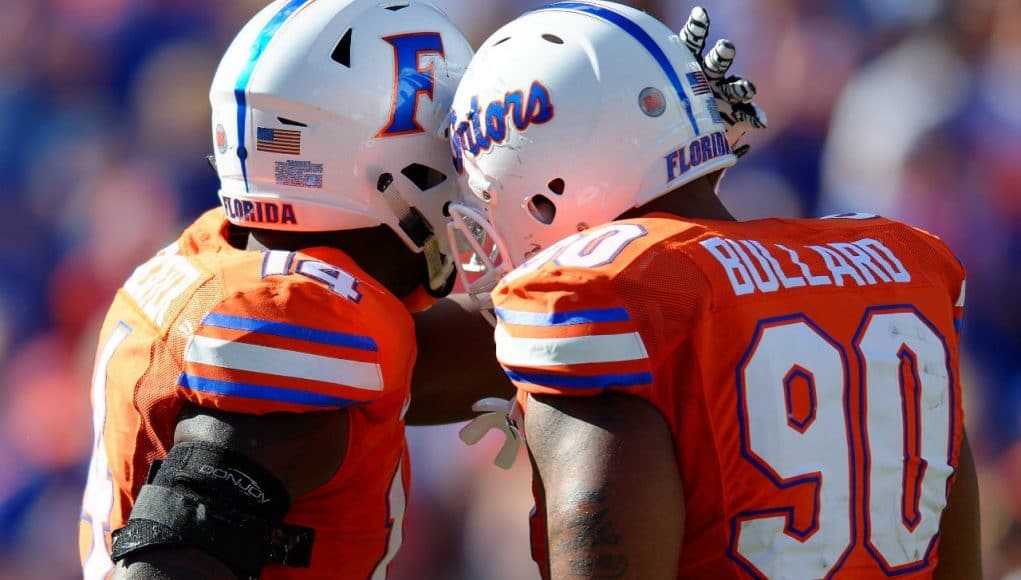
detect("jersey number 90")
(731, 306), (957, 578)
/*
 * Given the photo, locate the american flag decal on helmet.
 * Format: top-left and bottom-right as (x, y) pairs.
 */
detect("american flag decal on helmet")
(257, 127), (301, 155)
(686, 71), (711, 96)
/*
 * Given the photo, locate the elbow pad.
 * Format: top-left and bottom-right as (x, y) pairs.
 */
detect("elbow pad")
(110, 442), (314, 579)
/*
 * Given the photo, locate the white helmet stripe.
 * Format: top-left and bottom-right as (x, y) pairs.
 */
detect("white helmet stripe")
(534, 1), (701, 136)
(233, 0), (316, 192)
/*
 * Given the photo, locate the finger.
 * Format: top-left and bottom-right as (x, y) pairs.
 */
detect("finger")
(680, 6), (710, 57)
(493, 431), (520, 470)
(722, 106), (766, 149)
(735, 102), (768, 129)
(471, 397), (510, 413)
(704, 38), (736, 81)
(718, 77), (757, 103)
(751, 103), (768, 128)
(459, 413), (501, 444)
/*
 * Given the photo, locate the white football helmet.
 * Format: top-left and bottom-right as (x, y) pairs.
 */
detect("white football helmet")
(210, 0), (473, 292)
(446, 0), (736, 309)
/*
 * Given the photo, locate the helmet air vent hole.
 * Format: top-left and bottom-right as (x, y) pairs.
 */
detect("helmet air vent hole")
(542, 34), (564, 44)
(277, 117), (307, 127)
(401, 163), (448, 191)
(493, 36), (512, 46)
(547, 178), (565, 195)
(384, 3), (409, 11)
(331, 28), (353, 67)
(527, 195), (557, 225)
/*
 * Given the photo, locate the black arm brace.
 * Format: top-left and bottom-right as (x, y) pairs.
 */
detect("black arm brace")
(110, 442), (314, 579)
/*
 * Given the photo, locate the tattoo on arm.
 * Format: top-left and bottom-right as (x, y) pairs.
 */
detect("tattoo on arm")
(554, 485), (629, 578)
(529, 393), (683, 579)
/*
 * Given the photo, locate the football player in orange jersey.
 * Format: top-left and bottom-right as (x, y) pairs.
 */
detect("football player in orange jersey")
(447, 2), (980, 578)
(78, 1), (511, 579)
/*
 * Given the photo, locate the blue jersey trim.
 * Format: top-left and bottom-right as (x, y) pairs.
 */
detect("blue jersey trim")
(179, 373), (360, 408)
(505, 369), (653, 389)
(495, 306), (631, 326)
(535, 1), (700, 135)
(201, 313), (379, 351)
(234, 0), (314, 191)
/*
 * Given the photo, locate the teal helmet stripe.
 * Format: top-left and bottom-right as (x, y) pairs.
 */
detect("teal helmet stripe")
(235, 0), (316, 192)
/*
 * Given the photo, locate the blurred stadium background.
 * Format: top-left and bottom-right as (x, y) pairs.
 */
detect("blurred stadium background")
(0, 0), (1018, 578)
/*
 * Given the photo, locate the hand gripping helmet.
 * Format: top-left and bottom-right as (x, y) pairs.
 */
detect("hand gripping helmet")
(446, 0), (736, 307)
(210, 0), (473, 293)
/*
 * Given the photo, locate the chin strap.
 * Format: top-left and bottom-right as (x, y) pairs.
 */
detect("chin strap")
(422, 234), (455, 295)
(377, 173), (453, 295)
(459, 397), (524, 470)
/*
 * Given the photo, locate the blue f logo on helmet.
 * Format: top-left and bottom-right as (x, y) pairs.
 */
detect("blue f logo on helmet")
(209, 0), (473, 288)
(377, 32), (446, 137)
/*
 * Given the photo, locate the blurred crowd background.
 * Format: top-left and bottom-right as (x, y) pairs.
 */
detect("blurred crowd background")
(0, 0), (1018, 578)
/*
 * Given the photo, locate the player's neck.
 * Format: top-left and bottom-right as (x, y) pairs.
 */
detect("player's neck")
(621, 172), (737, 222)
(242, 226), (427, 298)
(242, 227), (343, 253)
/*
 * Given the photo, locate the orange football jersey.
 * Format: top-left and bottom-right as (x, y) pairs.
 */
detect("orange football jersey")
(493, 213), (966, 579)
(79, 209), (414, 579)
